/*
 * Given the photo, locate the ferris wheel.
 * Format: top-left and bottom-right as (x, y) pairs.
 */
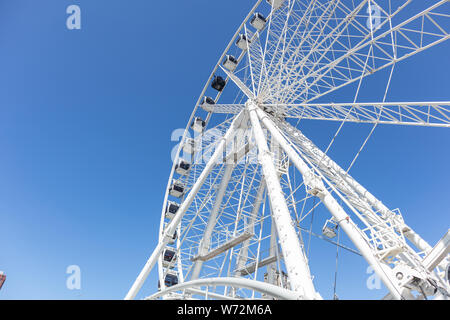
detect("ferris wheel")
(126, 0), (450, 300)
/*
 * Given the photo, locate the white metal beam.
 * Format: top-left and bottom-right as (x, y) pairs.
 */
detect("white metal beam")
(192, 231), (254, 263)
(247, 100), (319, 300)
(145, 277), (301, 300)
(203, 102), (450, 128)
(237, 255), (279, 276)
(423, 230), (450, 272)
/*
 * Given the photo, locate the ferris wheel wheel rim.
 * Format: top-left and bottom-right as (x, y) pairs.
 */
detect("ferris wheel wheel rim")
(156, 0), (268, 287)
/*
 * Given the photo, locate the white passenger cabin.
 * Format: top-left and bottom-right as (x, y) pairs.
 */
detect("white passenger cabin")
(183, 138), (196, 154)
(190, 117), (206, 133)
(250, 13), (266, 31)
(223, 55), (238, 72)
(169, 180), (185, 198)
(162, 247), (177, 269)
(165, 201), (179, 220)
(267, 0), (285, 10)
(235, 34), (251, 50)
(322, 218), (338, 239)
(175, 159), (191, 175)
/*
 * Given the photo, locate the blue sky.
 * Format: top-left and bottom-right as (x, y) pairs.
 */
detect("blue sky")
(0, 0), (448, 300)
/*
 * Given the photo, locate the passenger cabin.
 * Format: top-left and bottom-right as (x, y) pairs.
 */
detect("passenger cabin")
(202, 96), (215, 106)
(164, 271), (179, 287)
(169, 181), (185, 198)
(183, 138), (196, 154)
(223, 55), (238, 72)
(322, 218), (338, 239)
(250, 13), (267, 31)
(267, 0), (285, 9)
(236, 34), (251, 50)
(158, 271), (179, 289)
(211, 75), (226, 92)
(162, 248), (177, 268)
(201, 96), (215, 112)
(165, 201), (179, 220)
(175, 159), (191, 175)
(190, 117), (206, 133)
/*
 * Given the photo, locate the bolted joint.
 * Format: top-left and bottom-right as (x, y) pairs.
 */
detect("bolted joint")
(393, 264), (438, 297)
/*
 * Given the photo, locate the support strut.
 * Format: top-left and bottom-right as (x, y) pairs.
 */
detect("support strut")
(247, 101), (319, 299)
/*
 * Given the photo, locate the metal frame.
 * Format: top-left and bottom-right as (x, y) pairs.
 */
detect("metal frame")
(127, 0), (450, 300)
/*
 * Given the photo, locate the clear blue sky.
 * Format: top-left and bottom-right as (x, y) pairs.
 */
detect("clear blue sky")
(0, 0), (448, 300)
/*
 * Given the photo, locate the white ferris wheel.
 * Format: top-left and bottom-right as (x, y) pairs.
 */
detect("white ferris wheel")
(126, 0), (450, 300)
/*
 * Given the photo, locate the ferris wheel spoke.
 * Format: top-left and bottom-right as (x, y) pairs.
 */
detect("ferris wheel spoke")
(274, 101), (450, 127)
(261, 0), (343, 102)
(221, 67), (256, 100)
(292, 1), (450, 103)
(253, 1), (449, 105)
(259, 0), (372, 102)
(202, 101), (450, 127)
(243, 26), (267, 96)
